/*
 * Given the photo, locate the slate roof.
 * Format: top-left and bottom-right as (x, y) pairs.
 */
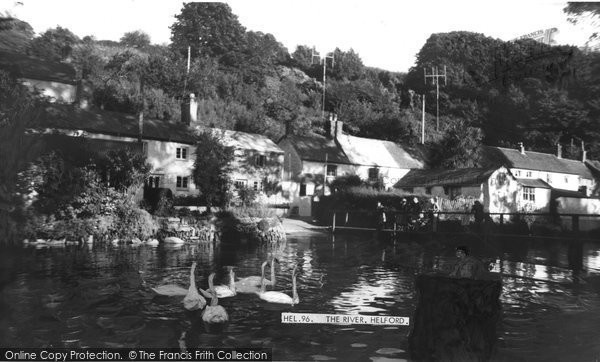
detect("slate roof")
(516, 178), (551, 189)
(0, 51), (77, 84)
(207, 129), (283, 153)
(280, 134), (350, 164)
(395, 168), (499, 188)
(337, 134), (423, 169)
(551, 188), (588, 199)
(483, 146), (593, 179)
(37, 104), (197, 144)
(280, 133), (423, 169)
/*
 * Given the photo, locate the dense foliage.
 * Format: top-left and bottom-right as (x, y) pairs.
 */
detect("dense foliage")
(192, 131), (235, 210)
(1, 3), (599, 173)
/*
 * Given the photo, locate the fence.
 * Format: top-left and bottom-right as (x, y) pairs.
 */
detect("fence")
(327, 209), (600, 236)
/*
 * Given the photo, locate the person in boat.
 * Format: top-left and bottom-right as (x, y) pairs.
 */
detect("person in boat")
(449, 246), (487, 279)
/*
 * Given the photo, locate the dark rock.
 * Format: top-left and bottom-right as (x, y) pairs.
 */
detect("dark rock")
(409, 273), (502, 361)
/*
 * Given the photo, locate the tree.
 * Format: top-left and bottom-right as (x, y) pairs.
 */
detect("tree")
(29, 26), (80, 61)
(120, 30), (151, 49)
(331, 48), (364, 80)
(429, 119), (484, 168)
(192, 131), (235, 210)
(170, 3), (246, 63)
(96, 148), (151, 195)
(0, 70), (41, 244)
(0, 17), (34, 53)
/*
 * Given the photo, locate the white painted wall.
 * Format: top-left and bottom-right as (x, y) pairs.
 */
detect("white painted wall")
(511, 167), (594, 193)
(485, 167), (520, 214)
(145, 140), (198, 196)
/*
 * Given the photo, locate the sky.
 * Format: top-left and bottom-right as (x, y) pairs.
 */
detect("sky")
(1, 0), (596, 72)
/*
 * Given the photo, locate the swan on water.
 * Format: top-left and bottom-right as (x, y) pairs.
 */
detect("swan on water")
(202, 273), (229, 324)
(235, 257), (278, 293)
(257, 265), (299, 305)
(213, 266), (236, 298)
(183, 262), (209, 311)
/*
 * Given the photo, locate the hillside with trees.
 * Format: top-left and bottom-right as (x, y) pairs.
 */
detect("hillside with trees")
(1, 2), (599, 167)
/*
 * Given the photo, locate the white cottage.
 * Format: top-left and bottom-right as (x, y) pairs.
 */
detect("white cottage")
(394, 166), (522, 214)
(278, 116), (423, 217)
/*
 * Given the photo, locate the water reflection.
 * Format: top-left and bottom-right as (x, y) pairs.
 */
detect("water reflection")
(1, 233), (600, 360)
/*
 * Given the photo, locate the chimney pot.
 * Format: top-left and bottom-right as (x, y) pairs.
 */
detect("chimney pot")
(181, 93), (198, 125)
(557, 143), (562, 159)
(518, 142), (525, 155)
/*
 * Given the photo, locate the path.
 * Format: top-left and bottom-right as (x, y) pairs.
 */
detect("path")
(281, 218), (329, 234)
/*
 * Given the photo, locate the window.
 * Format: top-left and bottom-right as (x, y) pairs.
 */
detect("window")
(176, 176), (189, 189)
(547, 174), (552, 183)
(253, 181), (263, 191)
(147, 175), (161, 189)
(299, 183), (307, 196)
(326, 165), (337, 177)
(449, 186), (461, 199)
(525, 171), (532, 178)
(234, 179), (247, 189)
(368, 168), (379, 181)
(444, 186), (461, 199)
(176, 147), (188, 160)
(255, 154), (266, 167)
(425, 187), (432, 194)
(402, 187), (414, 193)
(564, 176), (569, 184)
(523, 186), (535, 202)
(514, 170), (521, 177)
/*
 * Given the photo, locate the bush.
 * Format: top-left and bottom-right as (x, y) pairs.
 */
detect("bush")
(229, 204), (277, 219)
(110, 202), (159, 240)
(313, 186), (430, 224)
(325, 186), (428, 210)
(237, 187), (258, 207)
(144, 188), (174, 216)
(173, 194), (202, 207)
(330, 174), (363, 192)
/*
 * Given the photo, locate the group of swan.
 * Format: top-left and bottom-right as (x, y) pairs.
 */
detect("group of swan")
(152, 257), (299, 318)
(159, 261), (229, 325)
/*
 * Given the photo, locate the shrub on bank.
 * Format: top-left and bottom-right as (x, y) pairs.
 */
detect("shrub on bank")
(327, 186), (429, 210)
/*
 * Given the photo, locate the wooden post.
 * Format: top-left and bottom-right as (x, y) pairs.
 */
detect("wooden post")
(572, 214), (579, 232)
(499, 214), (504, 226)
(332, 212), (336, 233)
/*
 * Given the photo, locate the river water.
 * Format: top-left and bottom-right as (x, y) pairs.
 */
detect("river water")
(1, 231), (600, 361)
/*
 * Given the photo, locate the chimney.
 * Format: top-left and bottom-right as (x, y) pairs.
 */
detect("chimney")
(328, 114), (343, 139)
(328, 113), (335, 138)
(518, 142), (525, 155)
(582, 141), (587, 162)
(556, 143), (562, 159)
(181, 93), (198, 125)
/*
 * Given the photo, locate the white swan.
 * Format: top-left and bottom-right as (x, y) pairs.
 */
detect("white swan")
(142, 270), (188, 297)
(235, 257), (278, 293)
(183, 262), (208, 311)
(214, 266), (236, 298)
(202, 273), (229, 324)
(151, 284), (188, 297)
(257, 265), (299, 305)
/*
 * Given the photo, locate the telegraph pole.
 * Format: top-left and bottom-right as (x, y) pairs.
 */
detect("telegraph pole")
(424, 65), (447, 132)
(312, 48), (335, 121)
(421, 95), (425, 144)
